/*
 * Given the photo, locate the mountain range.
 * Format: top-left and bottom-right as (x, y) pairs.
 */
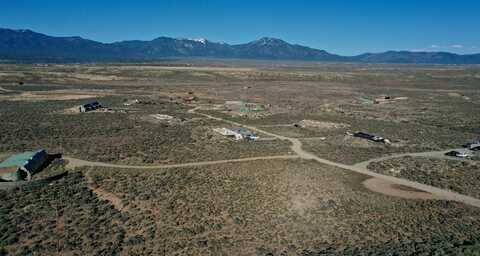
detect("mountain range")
(1, 28), (480, 64)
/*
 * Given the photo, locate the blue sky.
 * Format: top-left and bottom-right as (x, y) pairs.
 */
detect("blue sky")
(2, 0), (479, 55)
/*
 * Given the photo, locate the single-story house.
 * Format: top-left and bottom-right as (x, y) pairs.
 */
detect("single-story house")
(353, 132), (390, 144)
(0, 149), (50, 181)
(214, 127), (259, 141)
(374, 96), (392, 104)
(123, 99), (140, 106)
(79, 101), (102, 113)
(183, 96), (197, 103)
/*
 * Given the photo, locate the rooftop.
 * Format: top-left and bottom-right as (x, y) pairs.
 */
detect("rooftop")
(0, 151), (38, 168)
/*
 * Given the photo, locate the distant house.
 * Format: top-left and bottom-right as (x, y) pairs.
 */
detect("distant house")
(214, 127), (259, 141)
(151, 114), (174, 120)
(374, 96), (392, 104)
(123, 99), (140, 106)
(183, 96), (197, 103)
(445, 150), (470, 158)
(0, 149), (51, 181)
(224, 100), (265, 114)
(353, 132), (390, 144)
(79, 101), (102, 112)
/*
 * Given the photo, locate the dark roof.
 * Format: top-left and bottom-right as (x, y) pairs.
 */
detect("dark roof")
(82, 101), (101, 108)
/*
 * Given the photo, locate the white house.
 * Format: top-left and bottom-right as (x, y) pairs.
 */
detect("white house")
(214, 127), (259, 141)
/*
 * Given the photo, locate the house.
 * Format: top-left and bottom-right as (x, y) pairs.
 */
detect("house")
(0, 150), (51, 181)
(224, 101), (265, 114)
(374, 96), (392, 104)
(353, 132), (390, 144)
(445, 150), (470, 158)
(183, 96), (197, 103)
(151, 114), (174, 120)
(214, 127), (259, 141)
(123, 99), (140, 106)
(79, 101), (102, 113)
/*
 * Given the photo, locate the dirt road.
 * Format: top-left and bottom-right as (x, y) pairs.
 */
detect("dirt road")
(61, 108), (480, 208)
(65, 155), (299, 170)
(191, 109), (480, 208)
(352, 149), (471, 170)
(362, 177), (441, 200)
(84, 170), (125, 211)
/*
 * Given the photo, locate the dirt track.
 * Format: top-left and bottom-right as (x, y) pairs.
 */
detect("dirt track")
(362, 178), (441, 200)
(84, 170), (125, 211)
(191, 109), (480, 208)
(65, 155), (299, 170)
(352, 149), (471, 171)
(61, 108), (480, 208)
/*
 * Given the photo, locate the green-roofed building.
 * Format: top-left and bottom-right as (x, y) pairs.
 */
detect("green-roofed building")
(239, 102), (264, 113)
(0, 150), (49, 181)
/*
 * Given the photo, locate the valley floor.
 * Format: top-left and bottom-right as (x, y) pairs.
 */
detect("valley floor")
(1, 62), (480, 255)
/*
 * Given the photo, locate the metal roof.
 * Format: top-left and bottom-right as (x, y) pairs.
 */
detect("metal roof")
(0, 150), (41, 168)
(229, 127), (255, 136)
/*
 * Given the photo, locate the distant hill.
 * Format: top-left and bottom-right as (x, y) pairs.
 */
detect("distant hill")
(1, 28), (479, 64)
(351, 51), (480, 64)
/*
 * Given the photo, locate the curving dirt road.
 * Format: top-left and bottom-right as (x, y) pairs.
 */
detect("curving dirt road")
(190, 109), (480, 208)
(362, 177), (441, 200)
(62, 107), (480, 208)
(352, 149), (471, 171)
(65, 155), (299, 170)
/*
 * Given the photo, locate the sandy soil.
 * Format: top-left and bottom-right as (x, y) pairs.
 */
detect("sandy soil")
(2, 89), (113, 101)
(0, 86), (13, 92)
(299, 119), (350, 129)
(84, 170), (125, 211)
(117, 65), (255, 71)
(362, 177), (440, 200)
(70, 73), (124, 81)
(64, 155), (299, 170)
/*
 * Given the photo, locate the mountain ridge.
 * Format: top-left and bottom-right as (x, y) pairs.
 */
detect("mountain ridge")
(1, 28), (479, 64)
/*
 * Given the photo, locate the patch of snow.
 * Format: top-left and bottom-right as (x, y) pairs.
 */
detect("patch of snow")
(193, 38), (207, 44)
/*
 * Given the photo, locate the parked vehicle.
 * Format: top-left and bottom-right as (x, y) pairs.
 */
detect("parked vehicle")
(463, 140), (480, 148)
(468, 143), (480, 151)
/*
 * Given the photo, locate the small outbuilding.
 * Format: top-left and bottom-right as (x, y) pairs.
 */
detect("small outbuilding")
(0, 150), (51, 181)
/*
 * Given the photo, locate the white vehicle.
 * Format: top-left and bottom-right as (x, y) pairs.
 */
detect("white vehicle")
(469, 143), (480, 151)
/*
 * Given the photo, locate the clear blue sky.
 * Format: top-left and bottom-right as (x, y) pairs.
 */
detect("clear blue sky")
(2, 0), (479, 55)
